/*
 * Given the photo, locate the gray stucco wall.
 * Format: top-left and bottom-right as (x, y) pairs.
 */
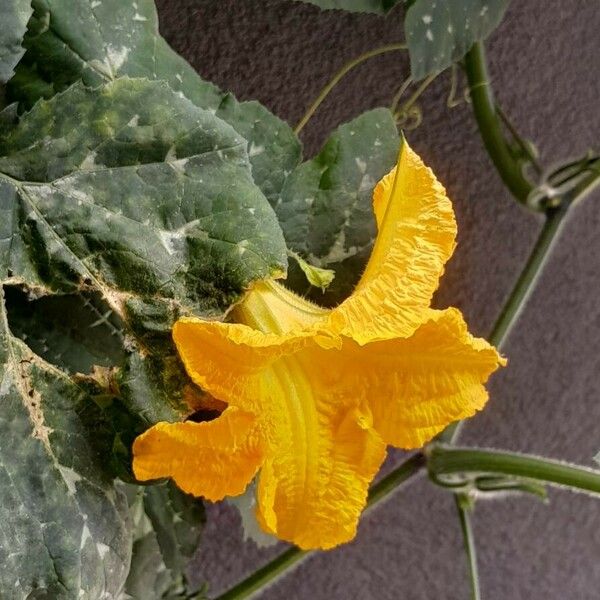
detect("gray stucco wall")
(155, 1), (600, 598)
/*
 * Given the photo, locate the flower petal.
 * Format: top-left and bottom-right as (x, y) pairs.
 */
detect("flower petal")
(175, 317), (386, 549)
(337, 308), (505, 448)
(328, 141), (457, 344)
(173, 317), (315, 413)
(132, 407), (265, 501)
(255, 398), (386, 550)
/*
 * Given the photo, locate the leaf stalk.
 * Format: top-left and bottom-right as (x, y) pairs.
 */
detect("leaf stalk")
(454, 494), (481, 600)
(294, 43), (407, 135)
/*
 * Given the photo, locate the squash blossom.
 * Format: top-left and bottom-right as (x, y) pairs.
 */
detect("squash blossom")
(133, 141), (505, 550)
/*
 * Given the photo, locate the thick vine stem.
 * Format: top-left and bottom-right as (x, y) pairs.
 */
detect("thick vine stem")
(429, 445), (600, 496)
(215, 547), (306, 600)
(464, 42), (534, 203)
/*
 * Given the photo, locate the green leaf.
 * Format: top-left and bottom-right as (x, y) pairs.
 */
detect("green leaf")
(125, 482), (206, 599)
(215, 96), (302, 207)
(279, 108), (400, 305)
(1, 77), (287, 425)
(8, 0), (301, 207)
(141, 482), (205, 575)
(0, 77), (287, 324)
(293, 0), (400, 14)
(0, 0), (32, 83)
(0, 286), (132, 598)
(5, 287), (125, 374)
(0, 101), (19, 137)
(118, 349), (191, 427)
(405, 0), (510, 79)
(125, 529), (177, 599)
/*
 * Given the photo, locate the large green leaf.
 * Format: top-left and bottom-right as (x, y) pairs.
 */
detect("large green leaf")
(0, 77), (287, 323)
(293, 0), (399, 14)
(125, 530), (177, 600)
(0, 286), (132, 598)
(405, 0), (510, 79)
(8, 0), (301, 206)
(1, 77), (287, 424)
(279, 108), (400, 305)
(0, 0), (32, 82)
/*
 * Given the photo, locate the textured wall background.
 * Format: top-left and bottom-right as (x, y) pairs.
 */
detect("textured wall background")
(155, 1), (600, 598)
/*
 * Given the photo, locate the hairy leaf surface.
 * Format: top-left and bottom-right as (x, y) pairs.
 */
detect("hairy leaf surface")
(6, 288), (125, 374)
(1, 77), (287, 424)
(0, 77), (287, 324)
(8, 0), (301, 206)
(280, 108), (400, 304)
(0, 287), (131, 598)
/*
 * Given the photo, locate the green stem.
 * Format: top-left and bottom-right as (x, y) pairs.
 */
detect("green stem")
(365, 452), (426, 509)
(214, 453), (426, 600)
(389, 76), (413, 113)
(294, 43), (406, 135)
(215, 547), (306, 600)
(464, 42), (534, 203)
(429, 445), (600, 496)
(392, 72), (436, 117)
(495, 104), (543, 175)
(446, 64), (462, 108)
(488, 205), (566, 349)
(454, 495), (481, 600)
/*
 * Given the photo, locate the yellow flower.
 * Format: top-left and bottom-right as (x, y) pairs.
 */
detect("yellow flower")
(132, 141), (505, 550)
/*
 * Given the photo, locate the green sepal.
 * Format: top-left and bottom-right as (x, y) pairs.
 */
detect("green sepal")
(288, 250), (335, 291)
